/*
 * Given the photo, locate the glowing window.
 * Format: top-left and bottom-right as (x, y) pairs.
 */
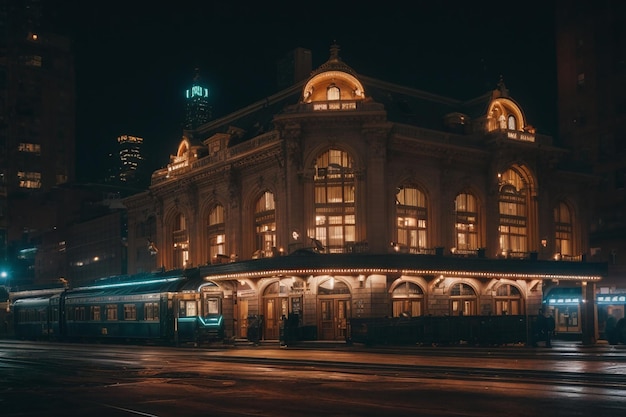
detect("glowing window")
(554, 202), (573, 256)
(327, 84), (340, 100)
(255, 192), (276, 257)
(396, 186), (427, 253)
(208, 204), (226, 260)
(507, 115), (517, 130)
(314, 149), (355, 253)
(498, 169), (527, 254)
(455, 193), (478, 251)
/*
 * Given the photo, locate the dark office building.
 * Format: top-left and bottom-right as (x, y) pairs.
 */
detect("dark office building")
(0, 0), (76, 285)
(555, 0), (626, 334)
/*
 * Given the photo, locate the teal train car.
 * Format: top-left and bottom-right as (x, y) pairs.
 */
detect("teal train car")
(12, 268), (224, 345)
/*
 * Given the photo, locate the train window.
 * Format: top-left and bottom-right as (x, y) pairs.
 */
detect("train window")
(179, 300), (197, 317)
(106, 304), (118, 320)
(123, 304), (137, 320)
(91, 306), (101, 321)
(205, 298), (220, 315)
(74, 307), (86, 321)
(144, 302), (159, 320)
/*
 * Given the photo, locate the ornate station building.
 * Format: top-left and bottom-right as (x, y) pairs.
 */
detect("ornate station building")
(124, 44), (607, 344)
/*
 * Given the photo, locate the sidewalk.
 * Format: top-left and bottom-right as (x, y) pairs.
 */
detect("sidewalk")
(230, 337), (626, 354)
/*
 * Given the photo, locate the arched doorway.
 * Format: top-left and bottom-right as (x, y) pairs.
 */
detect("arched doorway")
(391, 281), (425, 317)
(494, 283), (523, 315)
(262, 280), (288, 340)
(449, 282), (477, 316)
(318, 278), (351, 340)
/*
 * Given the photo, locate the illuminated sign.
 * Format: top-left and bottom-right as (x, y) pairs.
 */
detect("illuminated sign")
(596, 295), (626, 305)
(186, 86), (209, 98)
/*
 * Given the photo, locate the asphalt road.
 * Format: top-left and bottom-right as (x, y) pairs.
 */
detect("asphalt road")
(1, 339), (626, 416)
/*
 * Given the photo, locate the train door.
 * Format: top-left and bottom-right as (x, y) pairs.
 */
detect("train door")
(319, 298), (350, 340)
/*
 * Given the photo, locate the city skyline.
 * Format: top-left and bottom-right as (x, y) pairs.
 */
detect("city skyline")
(61, 1), (558, 183)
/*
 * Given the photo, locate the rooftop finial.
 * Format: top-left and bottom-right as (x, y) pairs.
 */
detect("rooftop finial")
(497, 75), (509, 97)
(329, 41), (340, 61)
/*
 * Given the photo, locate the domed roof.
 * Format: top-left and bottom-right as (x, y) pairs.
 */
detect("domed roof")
(301, 42), (366, 103)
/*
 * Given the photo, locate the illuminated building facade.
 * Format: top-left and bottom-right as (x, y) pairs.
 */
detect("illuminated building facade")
(125, 45), (607, 343)
(555, 0), (626, 339)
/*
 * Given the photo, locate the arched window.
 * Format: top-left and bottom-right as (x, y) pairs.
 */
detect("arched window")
(396, 186), (427, 253)
(318, 278), (350, 295)
(494, 284), (523, 315)
(449, 283), (477, 316)
(314, 149), (355, 253)
(454, 193), (478, 251)
(392, 282), (424, 317)
(208, 204), (225, 262)
(498, 169), (527, 256)
(507, 115), (517, 130)
(554, 202), (573, 257)
(327, 84), (340, 100)
(172, 212), (188, 268)
(255, 191), (276, 257)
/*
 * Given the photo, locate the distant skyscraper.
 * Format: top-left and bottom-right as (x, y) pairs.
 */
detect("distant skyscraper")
(184, 68), (212, 130)
(107, 135), (144, 186)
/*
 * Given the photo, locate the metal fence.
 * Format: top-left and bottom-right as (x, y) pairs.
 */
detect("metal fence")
(348, 315), (531, 346)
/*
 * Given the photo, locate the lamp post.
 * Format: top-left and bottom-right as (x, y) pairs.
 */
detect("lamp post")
(1, 269), (9, 314)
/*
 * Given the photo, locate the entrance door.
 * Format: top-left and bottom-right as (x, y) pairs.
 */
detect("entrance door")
(238, 299), (248, 338)
(264, 297), (289, 340)
(319, 298), (350, 340)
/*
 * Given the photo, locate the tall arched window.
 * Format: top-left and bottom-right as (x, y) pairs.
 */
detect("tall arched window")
(255, 191), (276, 257)
(554, 202), (573, 257)
(454, 193), (478, 251)
(396, 186), (427, 253)
(208, 204), (225, 262)
(314, 149), (355, 253)
(494, 284), (522, 315)
(392, 281), (424, 317)
(449, 283), (477, 316)
(498, 169), (527, 256)
(172, 212), (189, 268)
(327, 84), (340, 100)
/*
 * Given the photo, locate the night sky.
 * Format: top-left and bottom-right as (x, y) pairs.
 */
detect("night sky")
(62, 1), (557, 183)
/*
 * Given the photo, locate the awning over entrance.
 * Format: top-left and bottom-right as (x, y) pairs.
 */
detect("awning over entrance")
(545, 287), (582, 306)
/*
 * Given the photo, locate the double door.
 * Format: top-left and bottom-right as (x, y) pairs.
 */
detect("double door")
(319, 297), (350, 340)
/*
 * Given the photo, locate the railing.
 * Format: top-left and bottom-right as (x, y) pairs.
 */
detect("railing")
(349, 315), (530, 346)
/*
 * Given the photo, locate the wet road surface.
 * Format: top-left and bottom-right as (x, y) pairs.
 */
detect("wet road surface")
(1, 339), (626, 416)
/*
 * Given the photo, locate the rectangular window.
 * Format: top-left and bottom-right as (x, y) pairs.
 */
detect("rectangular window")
(315, 186), (326, 203)
(17, 171), (42, 189)
(206, 298), (220, 315)
(144, 302), (159, 320)
(179, 300), (197, 317)
(106, 305), (118, 321)
(91, 306), (101, 321)
(74, 307), (86, 321)
(18, 142), (41, 153)
(123, 304), (137, 320)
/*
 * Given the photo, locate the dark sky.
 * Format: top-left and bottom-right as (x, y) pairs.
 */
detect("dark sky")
(63, 1), (557, 182)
